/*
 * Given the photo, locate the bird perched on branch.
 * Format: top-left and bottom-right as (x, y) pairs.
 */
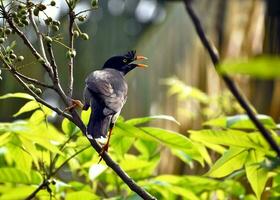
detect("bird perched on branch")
(70, 50), (148, 156)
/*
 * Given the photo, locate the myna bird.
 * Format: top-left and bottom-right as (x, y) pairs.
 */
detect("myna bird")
(70, 50), (148, 156)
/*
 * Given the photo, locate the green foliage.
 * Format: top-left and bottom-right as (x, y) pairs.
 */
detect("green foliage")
(0, 92), (238, 199)
(218, 56), (280, 79)
(1, 91), (280, 199)
(189, 114), (280, 200)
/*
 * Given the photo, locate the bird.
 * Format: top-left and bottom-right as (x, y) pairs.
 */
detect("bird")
(69, 50), (148, 157)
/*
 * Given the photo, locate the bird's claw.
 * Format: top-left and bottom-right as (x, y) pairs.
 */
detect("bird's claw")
(64, 99), (84, 112)
(98, 143), (109, 163)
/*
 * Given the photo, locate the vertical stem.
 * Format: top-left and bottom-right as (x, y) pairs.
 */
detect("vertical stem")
(67, 10), (75, 97)
(27, 0), (49, 65)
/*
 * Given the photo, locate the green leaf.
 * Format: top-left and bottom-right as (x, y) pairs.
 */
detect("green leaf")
(0, 168), (42, 184)
(141, 127), (203, 164)
(13, 100), (40, 117)
(193, 142), (212, 165)
(66, 191), (99, 200)
(163, 77), (209, 103)
(206, 147), (248, 178)
(110, 132), (134, 157)
(120, 154), (157, 171)
(19, 136), (40, 169)
(190, 129), (267, 150)
(125, 115), (180, 126)
(62, 118), (79, 136)
(0, 93), (34, 100)
(81, 108), (91, 124)
(218, 56), (280, 79)
(8, 145), (32, 173)
(0, 132), (11, 146)
(245, 149), (268, 200)
(134, 139), (158, 158)
(29, 110), (47, 125)
(0, 186), (35, 200)
(204, 114), (276, 130)
(152, 175), (220, 194)
(171, 149), (194, 166)
(115, 123), (203, 163)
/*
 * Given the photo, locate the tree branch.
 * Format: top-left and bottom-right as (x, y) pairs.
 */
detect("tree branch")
(67, 112), (156, 200)
(183, 0), (280, 156)
(25, 179), (49, 200)
(2, 9), (54, 78)
(67, 10), (75, 97)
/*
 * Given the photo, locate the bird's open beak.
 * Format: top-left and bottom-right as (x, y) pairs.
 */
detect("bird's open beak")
(135, 55), (148, 68)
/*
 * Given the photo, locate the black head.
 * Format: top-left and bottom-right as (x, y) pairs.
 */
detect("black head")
(102, 50), (148, 75)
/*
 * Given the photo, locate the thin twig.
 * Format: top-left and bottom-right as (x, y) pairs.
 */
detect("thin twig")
(27, 0), (49, 63)
(183, 0), (280, 156)
(75, 8), (94, 17)
(49, 133), (77, 176)
(46, 43), (59, 85)
(52, 145), (91, 175)
(11, 68), (54, 89)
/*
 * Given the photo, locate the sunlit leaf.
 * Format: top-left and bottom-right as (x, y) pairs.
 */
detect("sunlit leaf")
(120, 154), (156, 171)
(8, 145), (32, 173)
(19, 137), (40, 169)
(206, 147), (248, 178)
(0, 93), (34, 100)
(219, 56), (280, 79)
(81, 108), (91, 124)
(245, 149), (268, 200)
(171, 149), (194, 167)
(244, 195), (258, 200)
(163, 77), (209, 103)
(134, 139), (158, 158)
(152, 175), (220, 194)
(0, 186), (35, 200)
(0, 168), (42, 184)
(220, 179), (246, 197)
(110, 132), (134, 157)
(190, 129), (267, 150)
(13, 101), (40, 117)
(141, 127), (203, 164)
(125, 115), (180, 126)
(0, 132), (10, 146)
(62, 118), (79, 136)
(193, 142), (212, 165)
(66, 191), (99, 200)
(204, 114), (276, 130)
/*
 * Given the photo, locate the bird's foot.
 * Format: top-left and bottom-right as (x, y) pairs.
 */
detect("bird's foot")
(64, 99), (84, 112)
(98, 143), (109, 163)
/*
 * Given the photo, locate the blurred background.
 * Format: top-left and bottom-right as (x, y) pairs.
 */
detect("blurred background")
(0, 0), (279, 174)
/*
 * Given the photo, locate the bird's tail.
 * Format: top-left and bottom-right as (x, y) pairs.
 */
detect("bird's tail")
(87, 110), (110, 139)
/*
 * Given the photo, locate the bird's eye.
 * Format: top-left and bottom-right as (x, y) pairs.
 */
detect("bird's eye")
(123, 59), (127, 63)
